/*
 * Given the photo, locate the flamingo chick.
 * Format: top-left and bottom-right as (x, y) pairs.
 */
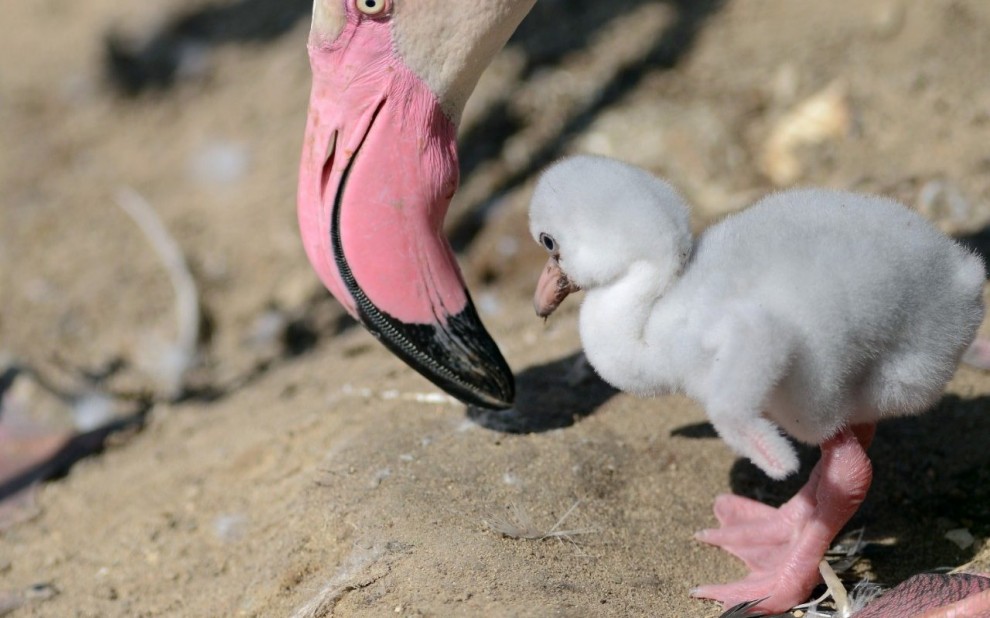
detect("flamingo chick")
(528, 155), (985, 613)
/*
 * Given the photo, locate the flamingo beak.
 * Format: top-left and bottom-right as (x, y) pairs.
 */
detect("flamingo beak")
(297, 17), (514, 409)
(534, 257), (580, 318)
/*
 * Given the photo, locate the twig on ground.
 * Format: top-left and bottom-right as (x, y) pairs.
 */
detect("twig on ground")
(290, 545), (389, 618)
(114, 187), (200, 398)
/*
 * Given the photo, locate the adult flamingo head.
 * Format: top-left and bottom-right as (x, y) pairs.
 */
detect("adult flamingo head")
(298, 0), (535, 408)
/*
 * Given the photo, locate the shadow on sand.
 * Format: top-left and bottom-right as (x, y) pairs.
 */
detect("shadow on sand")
(467, 351), (617, 433)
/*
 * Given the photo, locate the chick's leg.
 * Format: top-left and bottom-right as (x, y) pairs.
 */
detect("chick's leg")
(692, 425), (874, 613)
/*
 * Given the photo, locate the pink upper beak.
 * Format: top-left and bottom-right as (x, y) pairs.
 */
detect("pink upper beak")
(297, 7), (513, 408)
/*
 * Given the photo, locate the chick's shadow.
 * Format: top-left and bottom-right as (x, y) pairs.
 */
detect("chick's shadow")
(673, 393), (990, 583)
(467, 352), (617, 434)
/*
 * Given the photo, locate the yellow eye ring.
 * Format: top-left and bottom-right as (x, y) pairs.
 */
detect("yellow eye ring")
(355, 0), (388, 16)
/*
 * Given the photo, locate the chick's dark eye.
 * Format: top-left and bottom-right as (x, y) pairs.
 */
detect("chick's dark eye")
(539, 233), (557, 253)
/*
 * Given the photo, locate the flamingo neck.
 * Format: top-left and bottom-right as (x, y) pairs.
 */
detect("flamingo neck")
(391, 0), (537, 122)
(579, 260), (691, 396)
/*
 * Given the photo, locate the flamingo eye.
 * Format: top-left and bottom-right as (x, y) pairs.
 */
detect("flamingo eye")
(355, 0), (388, 16)
(539, 233), (557, 253)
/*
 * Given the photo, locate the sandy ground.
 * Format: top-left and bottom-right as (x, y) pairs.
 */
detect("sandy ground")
(3, 0), (990, 615)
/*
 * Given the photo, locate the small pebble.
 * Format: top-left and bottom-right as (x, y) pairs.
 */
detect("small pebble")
(246, 309), (288, 350)
(72, 392), (116, 432)
(872, 0), (906, 38)
(945, 528), (975, 550)
(477, 291), (502, 316)
(213, 513), (248, 542)
(916, 179), (971, 229)
(188, 140), (250, 187)
(370, 467), (391, 488)
(760, 81), (851, 186)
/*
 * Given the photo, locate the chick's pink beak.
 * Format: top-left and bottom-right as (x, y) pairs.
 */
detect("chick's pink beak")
(534, 257), (580, 318)
(297, 14), (513, 408)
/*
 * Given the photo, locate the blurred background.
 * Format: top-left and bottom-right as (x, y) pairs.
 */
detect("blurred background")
(4, 0), (990, 400)
(2, 0), (990, 616)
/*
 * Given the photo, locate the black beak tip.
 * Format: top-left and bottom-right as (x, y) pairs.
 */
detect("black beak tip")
(360, 300), (515, 410)
(455, 364), (516, 410)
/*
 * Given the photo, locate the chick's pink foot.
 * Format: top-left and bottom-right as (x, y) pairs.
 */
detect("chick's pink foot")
(692, 426), (874, 613)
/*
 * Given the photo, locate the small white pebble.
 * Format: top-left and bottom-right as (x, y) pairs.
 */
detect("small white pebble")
(917, 179), (970, 227)
(371, 467), (391, 488)
(188, 140), (250, 187)
(213, 513), (247, 542)
(175, 42), (210, 79)
(247, 310), (287, 349)
(340, 384), (373, 398)
(477, 292), (502, 316)
(945, 528), (975, 550)
(496, 236), (519, 257)
(409, 392), (457, 405)
(72, 392), (116, 432)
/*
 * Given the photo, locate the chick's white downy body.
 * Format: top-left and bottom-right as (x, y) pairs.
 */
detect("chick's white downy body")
(533, 156), (984, 480)
(529, 155), (985, 612)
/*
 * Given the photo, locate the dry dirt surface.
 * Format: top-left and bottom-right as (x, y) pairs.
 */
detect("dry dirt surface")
(3, 0), (990, 616)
